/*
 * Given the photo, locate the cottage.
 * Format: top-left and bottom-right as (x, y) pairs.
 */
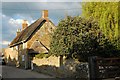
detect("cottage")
(4, 10), (62, 69)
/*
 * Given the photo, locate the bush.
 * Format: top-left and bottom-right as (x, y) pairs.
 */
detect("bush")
(50, 16), (120, 62)
(35, 53), (50, 59)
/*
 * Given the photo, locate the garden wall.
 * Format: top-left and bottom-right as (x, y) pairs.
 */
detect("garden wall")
(33, 58), (89, 78)
(32, 56), (61, 67)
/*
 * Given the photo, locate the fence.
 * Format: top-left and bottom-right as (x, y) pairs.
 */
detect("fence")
(88, 56), (120, 80)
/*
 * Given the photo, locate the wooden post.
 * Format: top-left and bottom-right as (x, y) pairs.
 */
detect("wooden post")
(25, 50), (28, 69)
(60, 55), (63, 67)
(88, 56), (99, 80)
(28, 53), (32, 69)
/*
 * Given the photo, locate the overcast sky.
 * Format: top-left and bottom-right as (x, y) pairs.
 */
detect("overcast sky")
(1, 2), (82, 48)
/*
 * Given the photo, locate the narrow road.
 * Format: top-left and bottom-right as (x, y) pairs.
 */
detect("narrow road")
(0, 65), (53, 78)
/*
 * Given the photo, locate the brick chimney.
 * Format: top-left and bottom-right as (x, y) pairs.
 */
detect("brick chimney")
(42, 10), (49, 23)
(16, 29), (21, 36)
(42, 10), (48, 19)
(22, 20), (28, 30)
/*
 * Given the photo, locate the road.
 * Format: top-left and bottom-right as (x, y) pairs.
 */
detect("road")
(0, 65), (53, 78)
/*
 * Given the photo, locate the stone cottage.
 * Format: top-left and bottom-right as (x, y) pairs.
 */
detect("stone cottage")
(5, 10), (62, 69)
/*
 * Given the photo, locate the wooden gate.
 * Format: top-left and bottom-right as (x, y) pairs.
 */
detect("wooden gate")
(88, 56), (120, 80)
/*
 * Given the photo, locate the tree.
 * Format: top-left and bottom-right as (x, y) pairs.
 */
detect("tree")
(82, 2), (119, 48)
(50, 16), (120, 61)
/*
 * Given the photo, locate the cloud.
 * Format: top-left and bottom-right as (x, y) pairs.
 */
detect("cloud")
(9, 18), (22, 26)
(2, 0), (119, 2)
(2, 2), (82, 25)
(2, 2), (81, 17)
(2, 14), (6, 18)
(2, 2), (82, 48)
(2, 0), (82, 2)
(8, 18), (31, 27)
(0, 40), (10, 48)
(31, 20), (36, 23)
(1, 40), (10, 45)
(2, 14), (34, 43)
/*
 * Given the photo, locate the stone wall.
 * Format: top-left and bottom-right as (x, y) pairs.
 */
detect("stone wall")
(4, 48), (18, 60)
(32, 56), (61, 67)
(32, 58), (89, 78)
(4, 48), (18, 66)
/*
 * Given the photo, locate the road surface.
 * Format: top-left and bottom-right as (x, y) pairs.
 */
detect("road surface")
(0, 65), (53, 78)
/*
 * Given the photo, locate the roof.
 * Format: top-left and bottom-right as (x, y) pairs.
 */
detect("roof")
(10, 18), (47, 47)
(29, 40), (49, 53)
(26, 41), (49, 53)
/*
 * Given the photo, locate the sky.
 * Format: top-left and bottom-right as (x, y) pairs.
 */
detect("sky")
(1, 2), (82, 48)
(1, 0), (118, 48)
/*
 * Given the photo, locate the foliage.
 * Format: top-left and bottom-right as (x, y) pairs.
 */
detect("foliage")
(35, 53), (50, 59)
(50, 16), (120, 61)
(82, 2), (119, 48)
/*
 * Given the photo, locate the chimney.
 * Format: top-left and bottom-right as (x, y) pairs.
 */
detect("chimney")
(42, 10), (48, 19)
(22, 20), (28, 30)
(16, 29), (21, 36)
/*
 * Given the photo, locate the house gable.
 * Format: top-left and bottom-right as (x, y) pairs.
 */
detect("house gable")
(29, 40), (48, 53)
(27, 21), (56, 52)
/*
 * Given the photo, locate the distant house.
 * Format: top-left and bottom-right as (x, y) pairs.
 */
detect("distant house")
(4, 10), (62, 69)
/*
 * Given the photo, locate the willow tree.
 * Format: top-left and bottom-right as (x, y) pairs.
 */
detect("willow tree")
(82, 2), (119, 45)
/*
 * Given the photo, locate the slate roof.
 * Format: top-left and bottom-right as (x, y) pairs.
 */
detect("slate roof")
(10, 18), (46, 47)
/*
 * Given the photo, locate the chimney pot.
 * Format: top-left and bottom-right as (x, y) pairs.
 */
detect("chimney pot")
(42, 10), (48, 19)
(22, 20), (28, 30)
(16, 29), (21, 36)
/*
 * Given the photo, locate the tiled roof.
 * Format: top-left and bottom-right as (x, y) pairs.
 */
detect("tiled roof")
(10, 18), (46, 47)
